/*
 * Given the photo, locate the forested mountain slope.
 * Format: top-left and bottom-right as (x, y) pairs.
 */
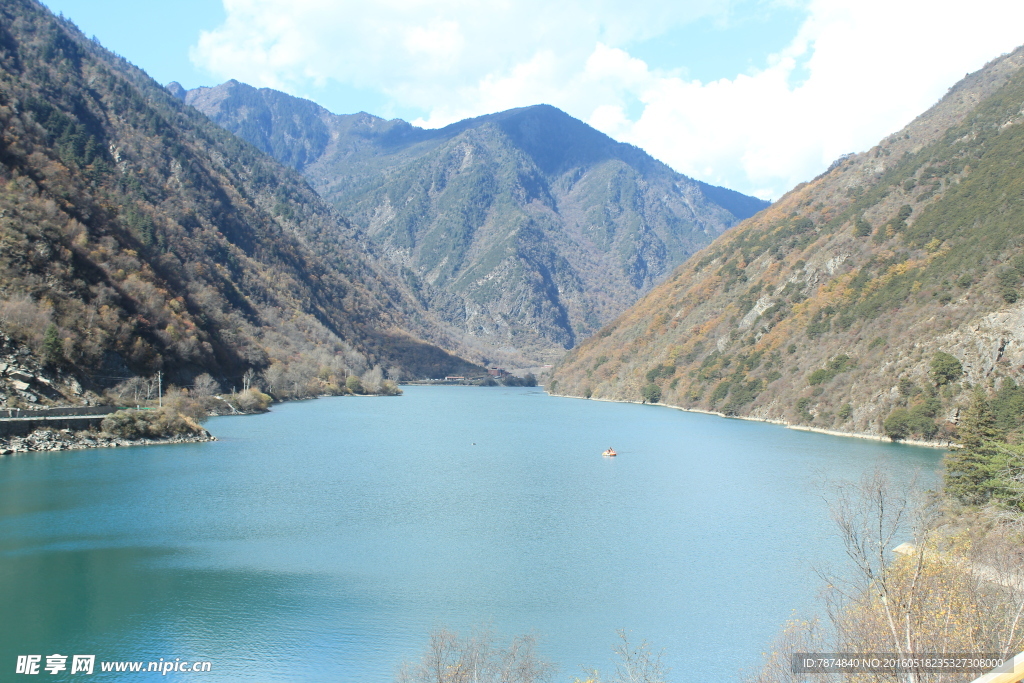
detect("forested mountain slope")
(0, 0), (476, 402)
(551, 45), (1024, 441)
(184, 81), (769, 363)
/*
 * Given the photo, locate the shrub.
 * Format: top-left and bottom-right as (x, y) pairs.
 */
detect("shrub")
(722, 379), (763, 415)
(101, 407), (204, 440)
(890, 204), (913, 232)
(808, 355), (855, 385)
(163, 388), (207, 422)
(101, 410), (147, 439)
(345, 374), (364, 394)
(930, 352), (962, 386)
(884, 404), (939, 441)
(710, 380), (731, 404)
(645, 363), (675, 383)
(806, 306), (836, 338)
(883, 409), (912, 440)
(230, 388), (272, 412)
(796, 397), (813, 421)
(855, 217), (873, 237)
(808, 369), (832, 385)
(898, 378), (920, 397)
(378, 380), (402, 396)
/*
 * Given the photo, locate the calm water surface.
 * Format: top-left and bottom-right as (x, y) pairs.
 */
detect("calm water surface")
(0, 386), (942, 681)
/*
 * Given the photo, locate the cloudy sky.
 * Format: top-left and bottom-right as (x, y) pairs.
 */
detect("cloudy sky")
(44, 0), (1024, 200)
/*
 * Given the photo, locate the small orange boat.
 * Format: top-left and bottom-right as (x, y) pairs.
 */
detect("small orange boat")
(602, 448), (617, 457)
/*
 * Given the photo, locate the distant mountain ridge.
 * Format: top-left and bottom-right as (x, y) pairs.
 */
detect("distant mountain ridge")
(180, 81), (769, 363)
(549, 44), (1024, 442)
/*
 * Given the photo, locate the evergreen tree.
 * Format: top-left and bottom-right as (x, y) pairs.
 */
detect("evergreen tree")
(944, 391), (1002, 504)
(42, 323), (64, 367)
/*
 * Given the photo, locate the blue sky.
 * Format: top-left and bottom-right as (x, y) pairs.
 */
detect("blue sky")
(41, 0), (1024, 200)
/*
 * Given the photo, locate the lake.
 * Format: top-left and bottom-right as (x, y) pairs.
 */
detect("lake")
(0, 386), (942, 681)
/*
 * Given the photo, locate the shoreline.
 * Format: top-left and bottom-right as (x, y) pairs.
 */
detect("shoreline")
(0, 428), (215, 455)
(0, 390), (393, 455)
(553, 393), (952, 450)
(2, 388), (952, 454)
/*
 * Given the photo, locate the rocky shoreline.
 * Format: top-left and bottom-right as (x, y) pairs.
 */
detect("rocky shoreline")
(0, 428), (215, 455)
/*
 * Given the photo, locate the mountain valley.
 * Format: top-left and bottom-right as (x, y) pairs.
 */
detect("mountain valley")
(181, 81), (769, 363)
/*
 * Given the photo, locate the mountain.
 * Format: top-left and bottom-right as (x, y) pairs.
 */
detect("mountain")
(0, 0), (476, 401)
(181, 81), (770, 363)
(549, 45), (1024, 442)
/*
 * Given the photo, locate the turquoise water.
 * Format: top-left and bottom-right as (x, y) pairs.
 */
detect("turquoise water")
(0, 386), (942, 681)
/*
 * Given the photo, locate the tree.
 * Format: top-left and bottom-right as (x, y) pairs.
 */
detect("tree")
(815, 470), (944, 683)
(946, 391), (1003, 504)
(361, 364), (384, 394)
(42, 323), (63, 366)
(192, 373), (219, 398)
(609, 630), (669, 683)
(346, 374), (364, 394)
(741, 618), (836, 683)
(263, 363), (286, 396)
(641, 384), (662, 404)
(747, 469), (1024, 683)
(242, 368), (257, 392)
(930, 351), (962, 386)
(396, 627), (554, 683)
(112, 376), (147, 403)
(883, 408), (912, 441)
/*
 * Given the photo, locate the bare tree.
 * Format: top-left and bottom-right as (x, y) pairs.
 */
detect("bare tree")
(112, 376), (147, 403)
(817, 471), (938, 683)
(746, 463), (1024, 683)
(396, 627), (554, 683)
(610, 630), (670, 683)
(262, 363), (286, 396)
(362, 364), (384, 394)
(569, 631), (671, 683)
(741, 618), (837, 683)
(192, 373), (220, 398)
(242, 368), (257, 392)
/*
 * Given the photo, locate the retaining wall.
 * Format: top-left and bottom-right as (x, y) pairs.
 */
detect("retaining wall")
(0, 416), (107, 438)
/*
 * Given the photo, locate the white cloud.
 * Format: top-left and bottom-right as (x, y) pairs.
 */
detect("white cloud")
(193, 0), (1024, 199)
